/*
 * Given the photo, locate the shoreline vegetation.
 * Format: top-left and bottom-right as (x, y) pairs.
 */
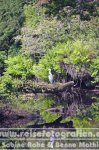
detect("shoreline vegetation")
(0, 0), (99, 131)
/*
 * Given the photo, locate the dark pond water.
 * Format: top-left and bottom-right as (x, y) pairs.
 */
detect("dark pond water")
(0, 89), (99, 150)
(0, 89), (99, 128)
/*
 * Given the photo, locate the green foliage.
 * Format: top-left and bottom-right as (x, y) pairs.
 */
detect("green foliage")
(90, 57), (99, 83)
(34, 96), (60, 122)
(63, 40), (91, 65)
(34, 96), (55, 111)
(33, 40), (95, 80)
(24, 4), (46, 29)
(41, 111), (60, 123)
(23, 2), (98, 60)
(89, 102), (99, 121)
(10, 96), (35, 112)
(33, 42), (64, 80)
(0, 1), (98, 129)
(22, 16), (67, 56)
(0, 0), (26, 53)
(45, 0), (98, 19)
(0, 51), (6, 74)
(0, 74), (16, 101)
(0, 51), (6, 66)
(0, 55), (35, 99)
(5, 55), (34, 78)
(62, 117), (92, 128)
(45, 0), (76, 16)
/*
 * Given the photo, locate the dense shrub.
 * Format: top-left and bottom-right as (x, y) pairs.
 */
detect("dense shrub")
(90, 57), (99, 83)
(24, 4), (46, 29)
(0, 0), (26, 53)
(23, 3), (98, 60)
(88, 102), (99, 121)
(33, 40), (96, 81)
(5, 55), (34, 79)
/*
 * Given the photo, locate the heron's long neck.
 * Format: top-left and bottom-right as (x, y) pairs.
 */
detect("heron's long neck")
(49, 71), (52, 74)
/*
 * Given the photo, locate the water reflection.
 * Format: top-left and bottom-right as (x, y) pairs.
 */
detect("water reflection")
(0, 89), (98, 128)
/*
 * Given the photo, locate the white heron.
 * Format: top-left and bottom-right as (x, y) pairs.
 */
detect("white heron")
(48, 68), (53, 84)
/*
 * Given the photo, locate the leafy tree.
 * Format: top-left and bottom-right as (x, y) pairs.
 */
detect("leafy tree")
(24, 4), (46, 29)
(33, 40), (96, 81)
(0, 54), (35, 99)
(45, 0), (98, 19)
(22, 2), (98, 60)
(0, 0), (25, 74)
(0, 0), (25, 52)
(0, 0), (34, 72)
(5, 55), (34, 79)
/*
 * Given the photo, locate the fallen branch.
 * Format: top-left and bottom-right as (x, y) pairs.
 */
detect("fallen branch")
(18, 81), (74, 94)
